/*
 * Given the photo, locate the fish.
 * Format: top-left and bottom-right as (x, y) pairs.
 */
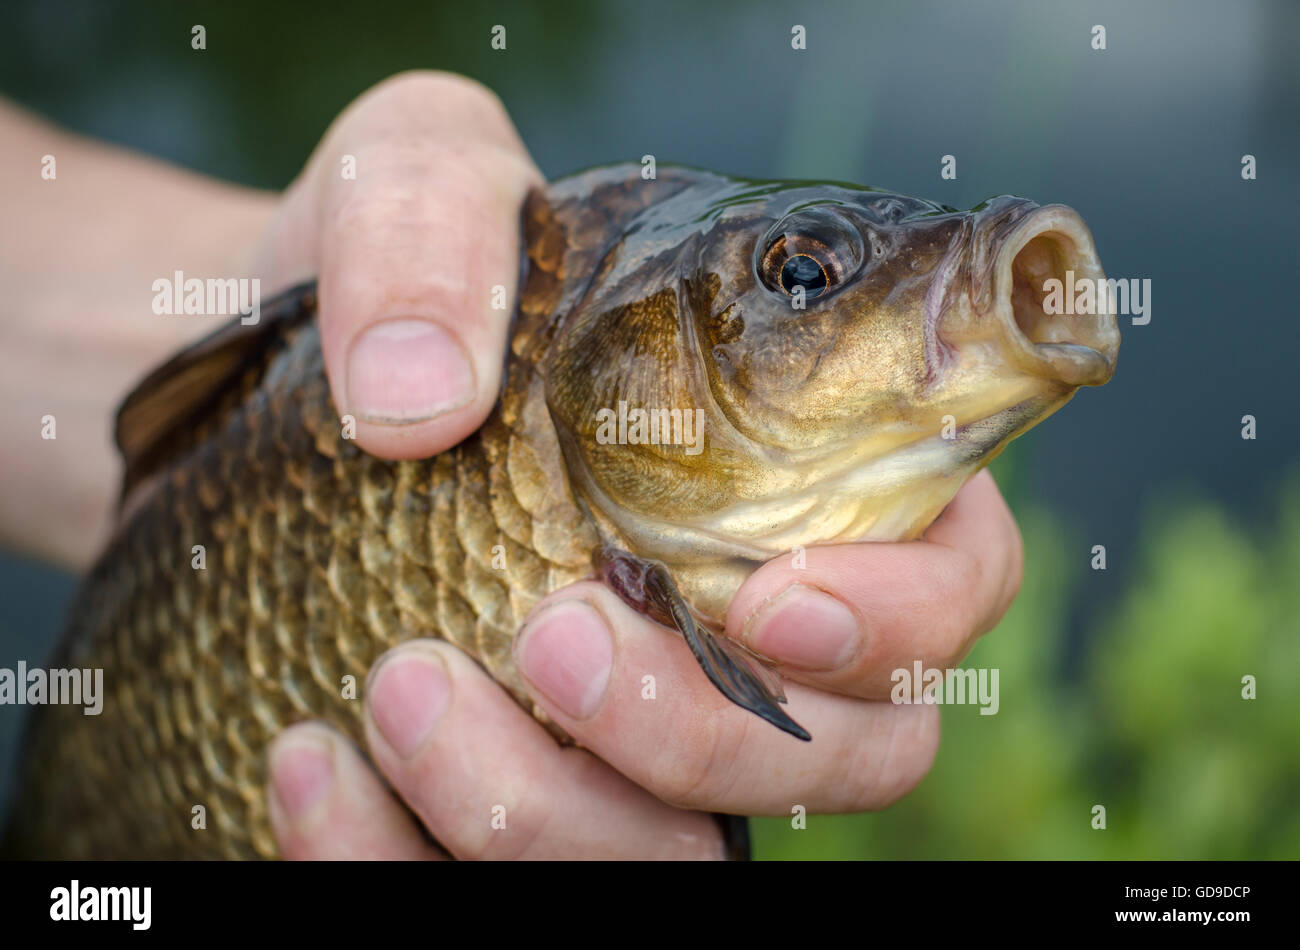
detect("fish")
(4, 164), (1119, 858)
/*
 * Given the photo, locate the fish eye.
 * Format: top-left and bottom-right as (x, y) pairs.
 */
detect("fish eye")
(759, 234), (843, 299)
(756, 207), (864, 301)
(780, 253), (829, 297)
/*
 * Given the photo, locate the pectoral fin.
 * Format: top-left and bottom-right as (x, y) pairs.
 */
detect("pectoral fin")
(601, 549), (811, 741)
(115, 280), (319, 500)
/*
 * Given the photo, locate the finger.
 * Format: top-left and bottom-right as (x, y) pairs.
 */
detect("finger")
(723, 469), (1024, 700)
(513, 583), (941, 815)
(293, 71), (541, 460)
(363, 639), (725, 860)
(267, 721), (445, 860)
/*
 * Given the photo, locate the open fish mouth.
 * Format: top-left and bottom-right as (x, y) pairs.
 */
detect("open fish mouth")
(995, 205), (1120, 388)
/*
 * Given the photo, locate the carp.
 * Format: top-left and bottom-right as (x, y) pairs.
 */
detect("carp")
(6, 165), (1118, 857)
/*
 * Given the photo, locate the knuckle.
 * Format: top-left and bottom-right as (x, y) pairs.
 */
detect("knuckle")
(366, 69), (508, 120)
(473, 801), (551, 862)
(1001, 518), (1025, 614)
(949, 545), (985, 607)
(650, 718), (746, 810)
(347, 71), (523, 159)
(856, 705), (940, 810)
(933, 549), (985, 660)
(327, 175), (424, 237)
(324, 146), (509, 246)
(423, 765), (548, 862)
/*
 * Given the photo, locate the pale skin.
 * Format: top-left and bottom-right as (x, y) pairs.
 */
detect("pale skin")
(0, 72), (1023, 860)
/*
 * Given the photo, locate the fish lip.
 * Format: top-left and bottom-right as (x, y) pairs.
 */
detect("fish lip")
(991, 204), (1121, 388)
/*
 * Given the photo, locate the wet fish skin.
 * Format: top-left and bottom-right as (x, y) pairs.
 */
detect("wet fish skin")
(8, 280), (607, 858)
(6, 165), (1118, 858)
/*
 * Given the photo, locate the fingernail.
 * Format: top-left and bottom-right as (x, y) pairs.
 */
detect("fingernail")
(515, 600), (613, 720)
(346, 318), (475, 424)
(744, 584), (860, 670)
(367, 646), (452, 758)
(269, 730), (336, 821)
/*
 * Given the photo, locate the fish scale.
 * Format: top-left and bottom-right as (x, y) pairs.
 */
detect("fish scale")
(7, 188), (607, 856)
(5, 165), (1118, 857)
(12, 321), (598, 858)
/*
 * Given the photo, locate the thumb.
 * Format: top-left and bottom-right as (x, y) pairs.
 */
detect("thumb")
(261, 71), (541, 460)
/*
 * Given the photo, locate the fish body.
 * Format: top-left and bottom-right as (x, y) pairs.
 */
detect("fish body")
(6, 165), (1118, 858)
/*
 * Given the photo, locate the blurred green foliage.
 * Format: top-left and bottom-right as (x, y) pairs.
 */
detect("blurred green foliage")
(754, 472), (1300, 859)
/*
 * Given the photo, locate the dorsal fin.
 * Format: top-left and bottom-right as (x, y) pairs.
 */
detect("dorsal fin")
(114, 280), (319, 501)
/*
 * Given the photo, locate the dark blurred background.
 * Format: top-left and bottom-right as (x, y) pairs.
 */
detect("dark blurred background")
(1, 0), (1297, 857)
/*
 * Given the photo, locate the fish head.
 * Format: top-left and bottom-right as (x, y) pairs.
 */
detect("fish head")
(542, 173), (1119, 611)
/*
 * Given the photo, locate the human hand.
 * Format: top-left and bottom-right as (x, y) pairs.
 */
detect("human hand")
(511, 470), (1021, 816)
(251, 70), (541, 460)
(267, 641), (727, 860)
